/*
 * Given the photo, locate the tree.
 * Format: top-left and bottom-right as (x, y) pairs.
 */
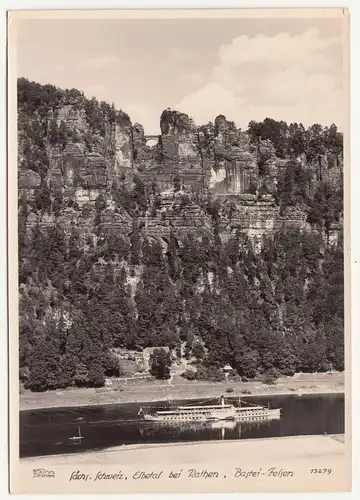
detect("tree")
(247, 118), (288, 158)
(88, 359), (105, 387)
(174, 173), (181, 192)
(288, 122), (306, 157)
(132, 176), (148, 215)
(130, 219), (142, 265)
(48, 118), (58, 145)
(73, 363), (89, 387)
(52, 192), (63, 217)
(149, 348), (172, 379)
(307, 183), (341, 242)
(34, 182), (51, 212)
(192, 341), (206, 360)
(27, 335), (62, 391)
(262, 368), (278, 385)
(57, 120), (68, 150)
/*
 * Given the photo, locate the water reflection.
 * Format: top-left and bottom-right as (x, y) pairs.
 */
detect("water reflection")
(138, 418), (271, 441)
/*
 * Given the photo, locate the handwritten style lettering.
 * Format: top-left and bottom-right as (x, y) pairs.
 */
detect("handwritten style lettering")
(69, 471), (91, 482)
(234, 467), (294, 478)
(94, 471), (126, 481)
(267, 467), (294, 478)
(187, 469), (219, 479)
(132, 471), (163, 480)
(234, 468), (264, 478)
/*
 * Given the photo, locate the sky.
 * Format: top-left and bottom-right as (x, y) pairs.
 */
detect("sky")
(16, 16), (345, 134)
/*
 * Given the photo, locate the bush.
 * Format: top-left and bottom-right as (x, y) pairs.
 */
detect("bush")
(282, 368), (295, 377)
(181, 369), (197, 380)
(196, 364), (225, 382)
(261, 368), (279, 385)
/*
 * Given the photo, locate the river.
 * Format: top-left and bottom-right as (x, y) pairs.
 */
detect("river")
(19, 393), (344, 458)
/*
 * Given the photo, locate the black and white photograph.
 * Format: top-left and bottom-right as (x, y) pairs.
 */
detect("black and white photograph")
(8, 8), (350, 494)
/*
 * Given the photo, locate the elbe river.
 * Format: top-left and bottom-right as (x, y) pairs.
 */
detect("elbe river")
(20, 393), (344, 458)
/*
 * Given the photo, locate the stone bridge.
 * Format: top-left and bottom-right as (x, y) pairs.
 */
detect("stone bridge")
(144, 135), (160, 145)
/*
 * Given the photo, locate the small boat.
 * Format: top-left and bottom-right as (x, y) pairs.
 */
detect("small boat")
(138, 395), (237, 423)
(68, 425), (84, 442)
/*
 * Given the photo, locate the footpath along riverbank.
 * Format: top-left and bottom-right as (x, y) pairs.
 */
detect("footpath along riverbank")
(20, 372), (344, 411)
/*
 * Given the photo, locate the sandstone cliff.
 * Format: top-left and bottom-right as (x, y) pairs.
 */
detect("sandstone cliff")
(18, 78), (343, 248)
(17, 79), (344, 392)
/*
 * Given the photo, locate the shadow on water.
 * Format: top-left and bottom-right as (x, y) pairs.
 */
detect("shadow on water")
(19, 393), (344, 458)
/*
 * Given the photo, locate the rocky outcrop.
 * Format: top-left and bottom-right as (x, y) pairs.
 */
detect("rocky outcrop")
(24, 207), (98, 239)
(47, 142), (107, 191)
(132, 123), (147, 162)
(210, 116), (258, 195)
(112, 122), (133, 175)
(24, 105), (343, 205)
(55, 105), (89, 134)
(140, 188), (212, 238)
(214, 195), (309, 243)
(135, 110), (206, 194)
(100, 208), (133, 236)
(19, 100), (343, 245)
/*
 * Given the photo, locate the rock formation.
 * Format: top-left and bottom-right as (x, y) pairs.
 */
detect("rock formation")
(209, 115), (258, 196)
(18, 88), (343, 245)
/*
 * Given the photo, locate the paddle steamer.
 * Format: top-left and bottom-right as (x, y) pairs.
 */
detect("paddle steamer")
(138, 396), (281, 423)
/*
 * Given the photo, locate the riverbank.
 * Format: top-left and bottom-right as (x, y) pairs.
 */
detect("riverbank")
(21, 434), (346, 465)
(17, 435), (350, 494)
(20, 434), (345, 466)
(19, 372), (344, 411)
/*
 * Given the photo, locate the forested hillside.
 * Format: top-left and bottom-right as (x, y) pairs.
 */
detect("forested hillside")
(17, 79), (344, 391)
